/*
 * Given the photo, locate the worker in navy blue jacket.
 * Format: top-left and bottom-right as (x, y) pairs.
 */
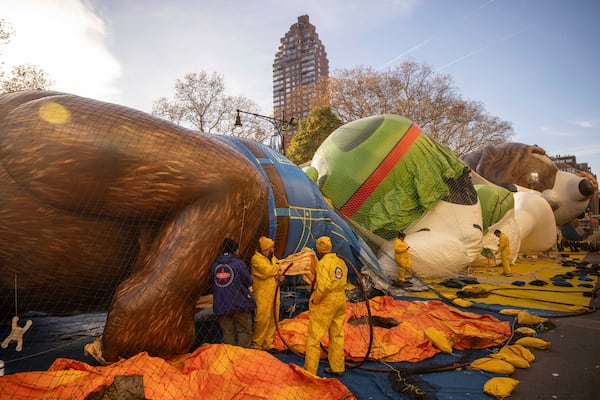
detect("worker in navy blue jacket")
(211, 237), (256, 347)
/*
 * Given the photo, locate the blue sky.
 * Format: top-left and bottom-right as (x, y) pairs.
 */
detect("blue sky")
(3, 0), (599, 174)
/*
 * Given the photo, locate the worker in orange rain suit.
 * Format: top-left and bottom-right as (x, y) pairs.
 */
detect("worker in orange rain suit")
(393, 231), (412, 284)
(303, 236), (348, 377)
(251, 236), (284, 351)
(494, 229), (512, 276)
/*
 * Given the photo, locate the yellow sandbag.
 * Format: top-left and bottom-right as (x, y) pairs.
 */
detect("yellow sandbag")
(499, 309), (521, 316)
(517, 310), (548, 325)
(514, 327), (536, 336)
(452, 298), (472, 308)
(505, 344), (535, 363)
(490, 348), (530, 368)
(568, 305), (589, 313)
(424, 327), (453, 353)
(470, 357), (515, 374)
(514, 337), (551, 350)
(441, 293), (457, 301)
(483, 377), (519, 398)
(461, 286), (488, 296)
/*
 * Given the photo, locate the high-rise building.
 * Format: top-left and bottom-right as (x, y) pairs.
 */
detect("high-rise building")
(273, 15), (329, 148)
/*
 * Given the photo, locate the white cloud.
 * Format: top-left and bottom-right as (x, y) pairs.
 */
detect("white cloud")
(538, 125), (573, 137)
(574, 119), (594, 128)
(2, 0), (121, 100)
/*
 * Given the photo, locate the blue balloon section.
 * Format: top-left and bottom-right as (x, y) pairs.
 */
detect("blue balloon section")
(222, 136), (383, 277)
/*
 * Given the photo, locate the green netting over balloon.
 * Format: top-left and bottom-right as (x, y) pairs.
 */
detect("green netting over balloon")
(475, 184), (515, 234)
(311, 114), (466, 239)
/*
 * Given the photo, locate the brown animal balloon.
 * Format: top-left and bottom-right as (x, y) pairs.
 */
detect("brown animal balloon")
(0, 91), (269, 361)
(463, 142), (595, 225)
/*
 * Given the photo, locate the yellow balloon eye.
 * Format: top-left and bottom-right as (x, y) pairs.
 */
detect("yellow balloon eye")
(39, 101), (71, 125)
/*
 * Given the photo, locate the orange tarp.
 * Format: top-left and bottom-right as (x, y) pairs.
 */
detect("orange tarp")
(274, 296), (511, 362)
(0, 344), (354, 400)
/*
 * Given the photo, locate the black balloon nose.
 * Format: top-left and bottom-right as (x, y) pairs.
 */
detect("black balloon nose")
(579, 179), (595, 196)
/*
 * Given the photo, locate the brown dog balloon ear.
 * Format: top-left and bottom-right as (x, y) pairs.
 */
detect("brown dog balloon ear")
(463, 143), (558, 192)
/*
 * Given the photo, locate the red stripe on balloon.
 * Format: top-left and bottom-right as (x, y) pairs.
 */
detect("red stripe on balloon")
(339, 123), (421, 218)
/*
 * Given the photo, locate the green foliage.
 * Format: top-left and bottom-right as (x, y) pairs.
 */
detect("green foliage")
(481, 247), (494, 259)
(286, 106), (342, 165)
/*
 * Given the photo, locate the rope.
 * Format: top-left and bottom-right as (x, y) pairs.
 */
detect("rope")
(340, 255), (373, 370)
(239, 201), (247, 241)
(3, 335), (93, 364)
(273, 263), (305, 358)
(272, 252), (478, 376)
(14, 271), (18, 317)
(272, 254), (375, 370)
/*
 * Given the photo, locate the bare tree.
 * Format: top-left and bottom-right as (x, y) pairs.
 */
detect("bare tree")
(152, 71), (270, 142)
(324, 61), (513, 156)
(0, 19), (15, 82)
(225, 96), (270, 143)
(0, 19), (54, 93)
(152, 72), (225, 133)
(0, 19), (14, 43)
(1, 63), (54, 93)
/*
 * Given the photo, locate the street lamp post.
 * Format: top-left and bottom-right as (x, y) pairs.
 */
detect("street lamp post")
(234, 109), (296, 154)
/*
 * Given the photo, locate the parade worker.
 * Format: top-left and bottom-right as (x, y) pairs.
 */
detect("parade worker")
(393, 231), (412, 283)
(211, 238), (256, 347)
(304, 236), (348, 377)
(494, 229), (512, 277)
(251, 236), (283, 351)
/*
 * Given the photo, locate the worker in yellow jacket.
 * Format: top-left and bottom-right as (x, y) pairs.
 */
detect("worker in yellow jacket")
(304, 236), (348, 377)
(251, 236), (283, 351)
(393, 231), (412, 284)
(494, 229), (512, 276)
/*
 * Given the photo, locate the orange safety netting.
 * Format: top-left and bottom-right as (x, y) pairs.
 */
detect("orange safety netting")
(273, 296), (511, 362)
(0, 344), (354, 400)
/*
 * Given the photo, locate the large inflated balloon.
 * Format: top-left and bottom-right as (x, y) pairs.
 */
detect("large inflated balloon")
(307, 115), (485, 278)
(463, 142), (595, 226)
(0, 91), (383, 361)
(0, 91), (270, 360)
(308, 115), (474, 238)
(307, 115), (560, 279)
